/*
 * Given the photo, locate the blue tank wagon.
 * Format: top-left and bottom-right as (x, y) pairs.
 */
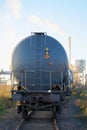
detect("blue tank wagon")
(11, 32), (71, 118)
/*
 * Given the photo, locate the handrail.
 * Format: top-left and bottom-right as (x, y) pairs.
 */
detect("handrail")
(11, 69), (63, 92)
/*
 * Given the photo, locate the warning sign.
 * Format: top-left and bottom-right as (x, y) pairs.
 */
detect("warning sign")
(45, 47), (50, 59)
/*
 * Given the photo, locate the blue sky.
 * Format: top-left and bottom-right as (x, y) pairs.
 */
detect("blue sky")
(0, 0), (87, 70)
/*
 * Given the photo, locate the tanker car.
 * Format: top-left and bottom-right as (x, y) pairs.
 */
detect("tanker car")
(11, 32), (71, 118)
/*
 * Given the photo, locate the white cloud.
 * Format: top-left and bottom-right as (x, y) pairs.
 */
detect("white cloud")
(29, 15), (66, 37)
(0, 1), (23, 70)
(0, 23), (17, 69)
(29, 15), (42, 24)
(0, 12), (11, 24)
(6, 0), (21, 18)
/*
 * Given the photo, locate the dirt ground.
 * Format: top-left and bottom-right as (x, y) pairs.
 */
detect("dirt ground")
(57, 96), (87, 130)
(0, 95), (87, 130)
(0, 108), (22, 130)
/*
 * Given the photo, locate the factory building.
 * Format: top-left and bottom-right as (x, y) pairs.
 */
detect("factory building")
(75, 59), (86, 86)
(75, 60), (86, 73)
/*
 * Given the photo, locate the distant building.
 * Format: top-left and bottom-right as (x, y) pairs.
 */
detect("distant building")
(75, 59), (86, 73)
(0, 71), (10, 85)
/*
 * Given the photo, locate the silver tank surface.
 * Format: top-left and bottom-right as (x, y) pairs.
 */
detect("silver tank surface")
(11, 32), (69, 91)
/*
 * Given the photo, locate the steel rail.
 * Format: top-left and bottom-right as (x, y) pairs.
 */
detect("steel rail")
(16, 111), (60, 130)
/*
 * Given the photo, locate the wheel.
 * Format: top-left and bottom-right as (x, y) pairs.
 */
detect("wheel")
(53, 106), (56, 113)
(22, 106), (28, 119)
(56, 105), (62, 113)
(53, 105), (62, 115)
(17, 105), (22, 114)
(60, 91), (65, 102)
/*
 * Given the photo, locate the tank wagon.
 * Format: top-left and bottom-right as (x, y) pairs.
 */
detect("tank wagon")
(11, 32), (71, 118)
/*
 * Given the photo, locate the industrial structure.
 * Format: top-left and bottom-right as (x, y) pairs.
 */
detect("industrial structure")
(0, 71), (10, 85)
(67, 36), (87, 86)
(67, 36), (71, 65)
(75, 60), (86, 73)
(75, 59), (86, 86)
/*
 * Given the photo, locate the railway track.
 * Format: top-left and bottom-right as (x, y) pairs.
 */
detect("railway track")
(16, 111), (59, 130)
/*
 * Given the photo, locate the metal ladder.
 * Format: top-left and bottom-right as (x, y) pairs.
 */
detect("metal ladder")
(30, 32), (47, 89)
(34, 34), (43, 87)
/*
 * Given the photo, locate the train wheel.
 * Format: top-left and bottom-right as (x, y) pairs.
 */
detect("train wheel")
(53, 104), (62, 113)
(53, 106), (56, 113)
(53, 106), (56, 117)
(17, 105), (22, 114)
(22, 106), (28, 119)
(56, 105), (62, 113)
(60, 91), (65, 102)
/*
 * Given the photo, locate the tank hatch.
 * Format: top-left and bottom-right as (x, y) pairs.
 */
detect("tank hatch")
(31, 32), (47, 35)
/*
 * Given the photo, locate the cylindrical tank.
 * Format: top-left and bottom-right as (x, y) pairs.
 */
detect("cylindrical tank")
(11, 32), (69, 91)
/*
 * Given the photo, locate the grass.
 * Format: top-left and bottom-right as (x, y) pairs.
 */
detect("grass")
(0, 85), (12, 120)
(74, 86), (87, 114)
(73, 87), (87, 125)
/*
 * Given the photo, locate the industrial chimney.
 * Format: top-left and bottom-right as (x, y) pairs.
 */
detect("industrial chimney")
(67, 36), (71, 65)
